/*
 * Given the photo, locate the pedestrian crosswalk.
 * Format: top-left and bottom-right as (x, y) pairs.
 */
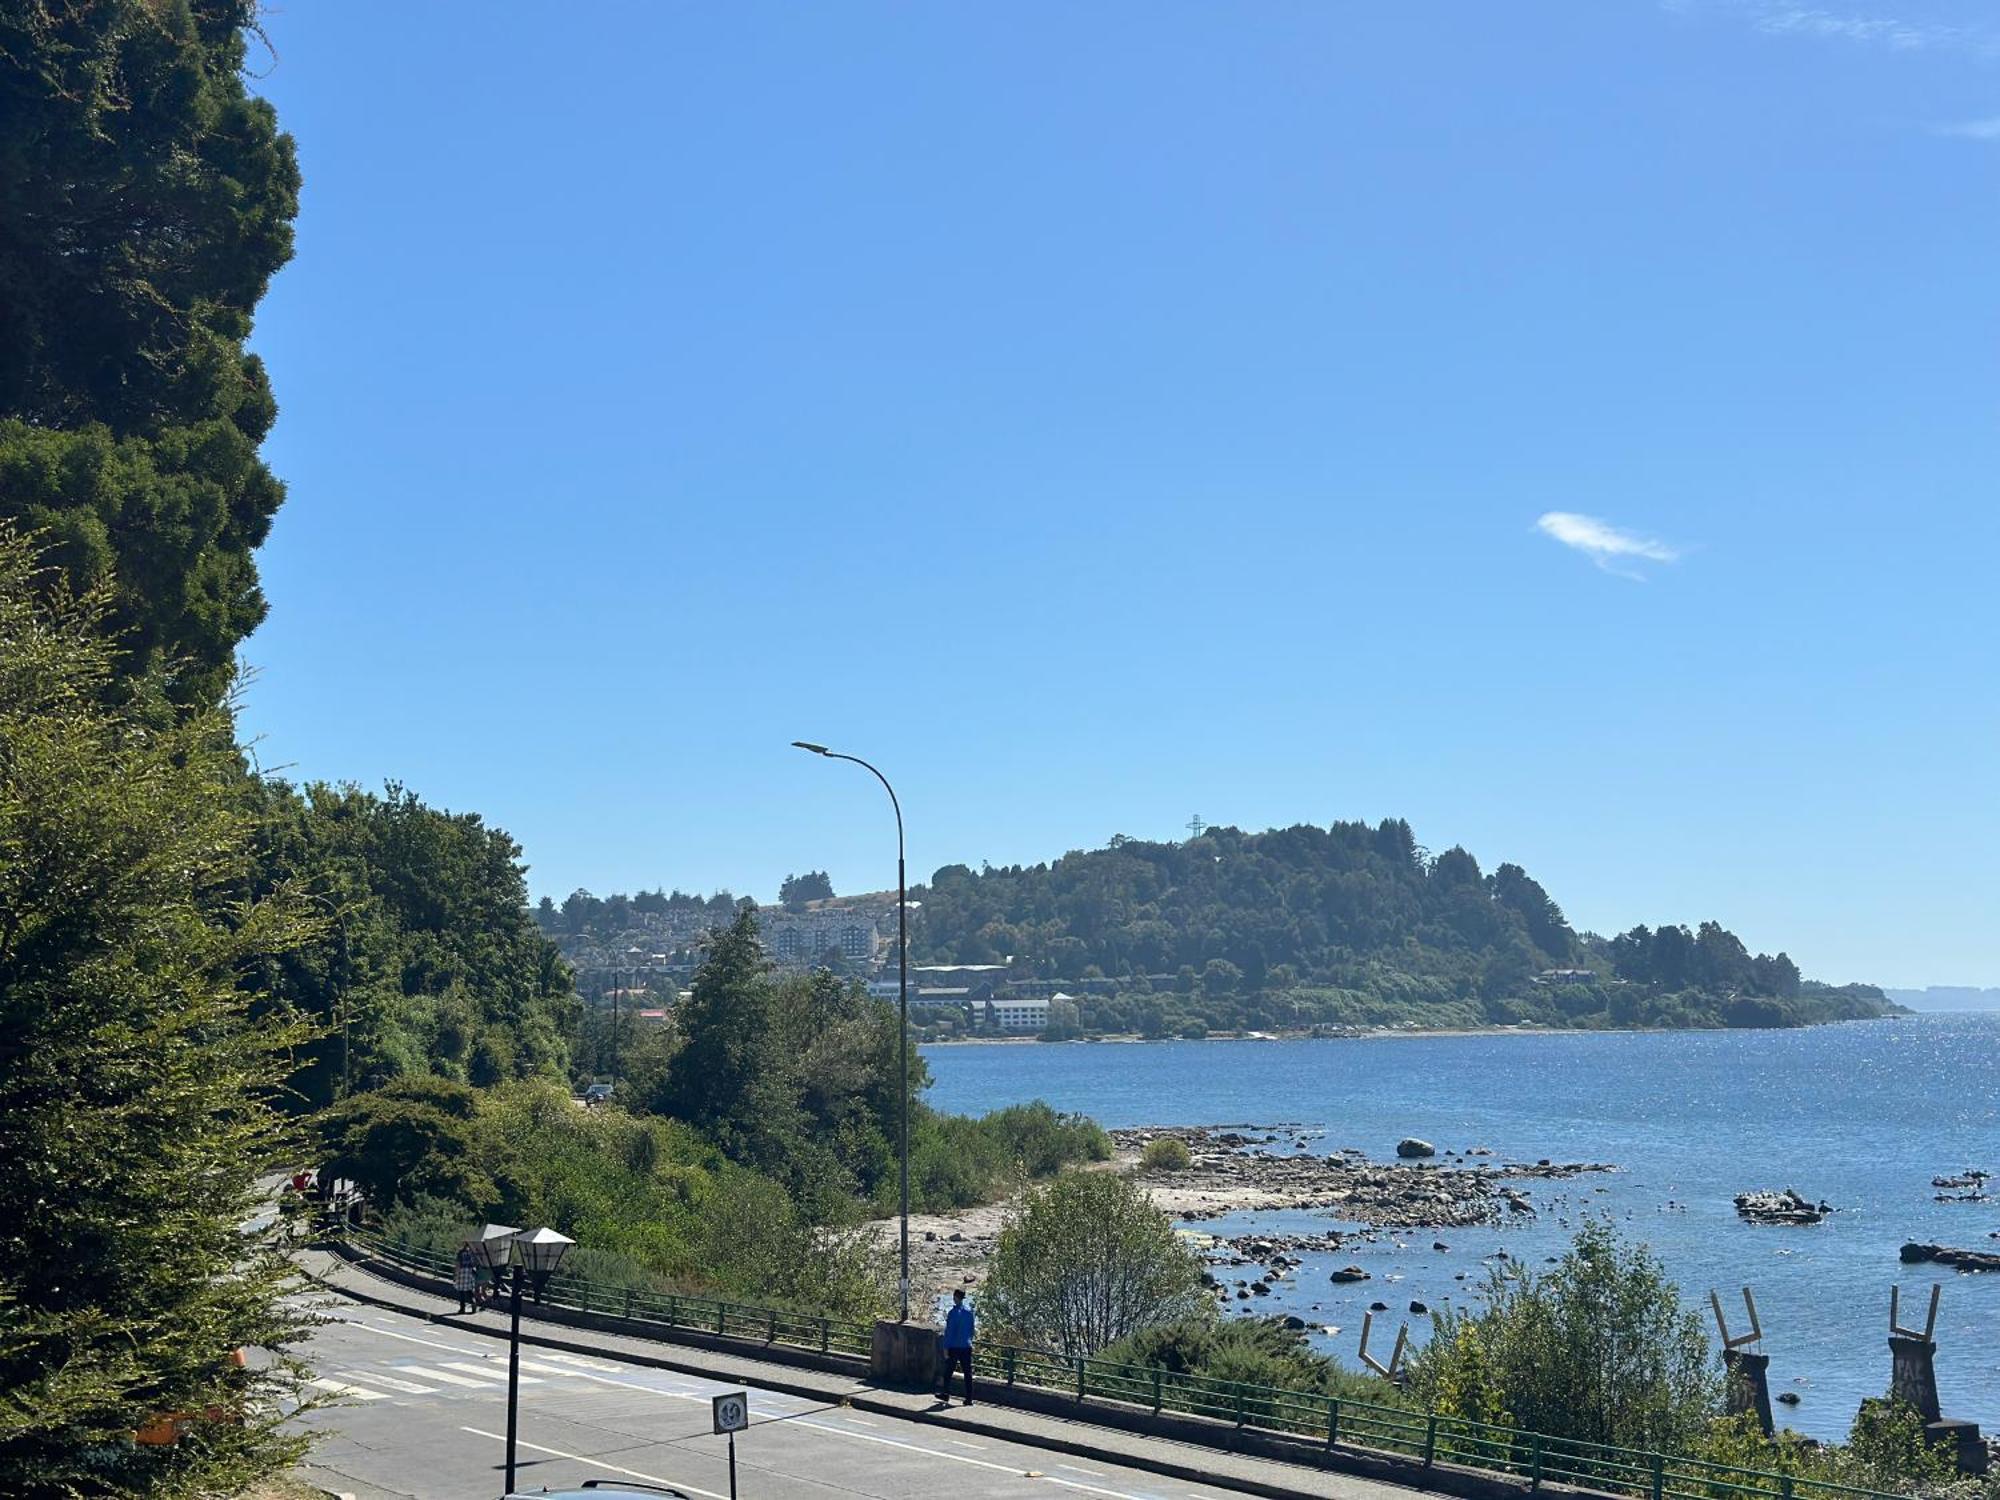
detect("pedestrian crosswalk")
(302, 1344), (679, 1406)
(308, 1378), (392, 1402)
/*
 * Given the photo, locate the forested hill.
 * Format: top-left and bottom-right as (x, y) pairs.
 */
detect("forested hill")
(911, 820), (1895, 1032)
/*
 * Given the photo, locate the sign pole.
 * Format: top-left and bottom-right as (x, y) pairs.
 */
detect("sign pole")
(712, 1388), (748, 1500)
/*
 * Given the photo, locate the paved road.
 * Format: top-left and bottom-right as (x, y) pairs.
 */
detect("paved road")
(297, 1303), (1302, 1500)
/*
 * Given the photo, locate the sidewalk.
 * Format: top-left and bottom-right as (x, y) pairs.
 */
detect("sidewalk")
(299, 1249), (1448, 1500)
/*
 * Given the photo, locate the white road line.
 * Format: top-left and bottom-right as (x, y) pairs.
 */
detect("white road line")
(536, 1351), (623, 1371)
(390, 1363), (493, 1389)
(1061, 1463), (1107, 1475)
(461, 1427), (728, 1500)
(334, 1369), (437, 1395)
(439, 1361), (538, 1384)
(788, 1414), (1160, 1500)
(339, 1320), (486, 1357)
(515, 1357), (601, 1378)
(843, 1415), (879, 1427)
(945, 1437), (989, 1450)
(306, 1377), (391, 1401)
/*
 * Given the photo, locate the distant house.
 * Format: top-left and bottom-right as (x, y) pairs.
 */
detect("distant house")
(1532, 968), (1598, 986)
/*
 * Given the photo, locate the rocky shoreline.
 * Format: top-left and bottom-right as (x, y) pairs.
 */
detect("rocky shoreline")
(1117, 1125), (1613, 1229)
(878, 1123), (1618, 1305)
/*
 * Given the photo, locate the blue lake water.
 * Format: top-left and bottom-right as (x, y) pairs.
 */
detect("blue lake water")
(920, 1016), (2000, 1440)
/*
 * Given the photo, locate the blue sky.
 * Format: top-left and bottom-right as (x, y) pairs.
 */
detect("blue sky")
(240, 1), (1999, 987)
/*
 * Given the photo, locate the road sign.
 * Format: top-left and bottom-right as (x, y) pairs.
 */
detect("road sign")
(712, 1390), (749, 1435)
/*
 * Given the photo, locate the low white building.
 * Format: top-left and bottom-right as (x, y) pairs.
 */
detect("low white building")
(985, 995), (1051, 1033)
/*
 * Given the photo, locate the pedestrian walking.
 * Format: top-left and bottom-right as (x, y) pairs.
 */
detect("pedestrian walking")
(938, 1287), (975, 1405)
(454, 1242), (478, 1314)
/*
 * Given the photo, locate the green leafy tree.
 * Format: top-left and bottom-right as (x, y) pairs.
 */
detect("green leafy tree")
(780, 870), (834, 908)
(244, 779), (578, 1109)
(1407, 1221), (1719, 1453)
(0, 530), (314, 1495)
(317, 1076), (500, 1215)
(0, 1), (300, 704)
(985, 1171), (1208, 1356)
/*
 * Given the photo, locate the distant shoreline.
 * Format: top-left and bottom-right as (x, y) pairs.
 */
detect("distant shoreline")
(919, 1016), (1911, 1047)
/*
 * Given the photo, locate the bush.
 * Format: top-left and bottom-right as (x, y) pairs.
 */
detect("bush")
(1140, 1136), (1193, 1172)
(985, 1171), (1208, 1356)
(1104, 1317), (1392, 1404)
(1406, 1221), (1719, 1454)
(905, 1100), (1111, 1212)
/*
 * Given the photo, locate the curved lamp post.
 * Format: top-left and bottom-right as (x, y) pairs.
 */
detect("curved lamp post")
(474, 1223), (575, 1492)
(792, 741), (910, 1321)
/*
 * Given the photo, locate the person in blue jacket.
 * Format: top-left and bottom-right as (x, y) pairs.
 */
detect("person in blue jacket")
(938, 1287), (975, 1405)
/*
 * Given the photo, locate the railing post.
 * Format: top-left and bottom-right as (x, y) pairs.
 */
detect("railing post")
(623, 1288), (634, 1319)
(1781, 1476), (1794, 1500)
(820, 1317), (829, 1355)
(716, 1302), (726, 1337)
(1424, 1414), (1437, 1469)
(1326, 1396), (1340, 1453)
(1151, 1368), (1162, 1415)
(1531, 1435), (1543, 1492)
(666, 1294), (678, 1327)
(1651, 1452), (1665, 1500)
(767, 1307), (777, 1345)
(1074, 1356), (1085, 1403)
(1235, 1385), (1247, 1429)
(1005, 1346), (1017, 1387)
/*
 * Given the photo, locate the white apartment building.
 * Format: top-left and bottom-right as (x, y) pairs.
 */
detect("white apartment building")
(985, 996), (1051, 1033)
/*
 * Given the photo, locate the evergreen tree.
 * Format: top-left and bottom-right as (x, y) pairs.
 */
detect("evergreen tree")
(0, 1), (300, 703)
(656, 908), (803, 1171)
(0, 530), (314, 1494)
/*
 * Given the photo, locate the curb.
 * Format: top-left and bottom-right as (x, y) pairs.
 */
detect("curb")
(303, 1263), (1435, 1500)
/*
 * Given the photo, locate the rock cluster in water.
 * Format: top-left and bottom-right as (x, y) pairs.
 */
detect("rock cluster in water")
(1899, 1242), (2000, 1272)
(1734, 1188), (1831, 1225)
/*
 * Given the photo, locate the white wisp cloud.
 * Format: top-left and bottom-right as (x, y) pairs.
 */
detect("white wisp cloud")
(1937, 117), (2000, 141)
(1535, 512), (1683, 579)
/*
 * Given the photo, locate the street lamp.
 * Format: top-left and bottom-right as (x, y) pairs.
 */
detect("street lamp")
(475, 1223), (575, 1493)
(792, 741), (911, 1321)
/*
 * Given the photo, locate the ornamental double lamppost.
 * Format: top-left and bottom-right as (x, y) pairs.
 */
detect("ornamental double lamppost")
(792, 741), (911, 1322)
(473, 1222), (575, 1493)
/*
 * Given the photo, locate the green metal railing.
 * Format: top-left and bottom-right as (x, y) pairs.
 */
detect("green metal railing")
(345, 1230), (1899, 1500)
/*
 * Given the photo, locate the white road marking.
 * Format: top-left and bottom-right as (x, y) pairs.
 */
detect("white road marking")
(461, 1427), (728, 1500)
(339, 1320), (486, 1357)
(307, 1377), (391, 1401)
(945, 1437), (989, 1450)
(390, 1363), (493, 1389)
(515, 1357), (600, 1378)
(334, 1369), (436, 1395)
(844, 1415), (879, 1427)
(1061, 1463), (1107, 1475)
(536, 1351), (624, 1371)
(788, 1413), (1161, 1500)
(438, 1361), (537, 1384)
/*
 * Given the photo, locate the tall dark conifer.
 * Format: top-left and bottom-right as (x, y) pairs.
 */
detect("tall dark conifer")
(0, 1), (300, 703)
